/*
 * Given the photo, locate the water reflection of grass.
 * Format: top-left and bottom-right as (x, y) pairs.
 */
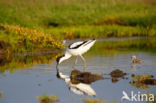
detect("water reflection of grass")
(88, 38), (156, 55)
(0, 53), (60, 73)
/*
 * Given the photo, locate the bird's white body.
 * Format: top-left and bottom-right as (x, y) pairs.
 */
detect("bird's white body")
(67, 39), (96, 56)
(56, 39), (96, 70)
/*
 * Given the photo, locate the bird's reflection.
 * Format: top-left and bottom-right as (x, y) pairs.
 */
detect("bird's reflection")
(56, 68), (103, 96)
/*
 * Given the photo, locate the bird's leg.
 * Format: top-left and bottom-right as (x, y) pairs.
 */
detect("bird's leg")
(72, 56), (78, 69)
(79, 55), (86, 72)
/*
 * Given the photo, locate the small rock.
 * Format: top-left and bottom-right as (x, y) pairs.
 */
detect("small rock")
(110, 69), (126, 78)
(70, 69), (103, 84)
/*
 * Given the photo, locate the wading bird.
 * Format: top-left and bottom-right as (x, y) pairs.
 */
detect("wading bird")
(131, 55), (142, 64)
(56, 39), (96, 71)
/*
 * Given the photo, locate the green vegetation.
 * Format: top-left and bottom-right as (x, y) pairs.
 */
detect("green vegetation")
(0, 0), (156, 54)
(36, 94), (59, 103)
(45, 25), (156, 39)
(130, 74), (156, 89)
(0, 0), (156, 40)
(0, 23), (63, 54)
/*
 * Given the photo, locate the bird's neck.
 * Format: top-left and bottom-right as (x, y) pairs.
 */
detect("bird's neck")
(64, 52), (71, 59)
(60, 53), (71, 64)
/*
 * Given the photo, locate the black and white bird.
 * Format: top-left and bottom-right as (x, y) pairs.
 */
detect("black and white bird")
(56, 39), (96, 70)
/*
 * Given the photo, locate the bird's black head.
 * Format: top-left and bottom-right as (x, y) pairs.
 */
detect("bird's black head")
(56, 54), (65, 65)
(56, 54), (65, 70)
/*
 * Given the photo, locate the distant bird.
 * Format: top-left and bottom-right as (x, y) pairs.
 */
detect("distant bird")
(131, 55), (142, 64)
(56, 39), (96, 70)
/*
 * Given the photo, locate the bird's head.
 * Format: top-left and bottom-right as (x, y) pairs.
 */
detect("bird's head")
(56, 53), (71, 66)
(131, 55), (136, 60)
(56, 55), (65, 68)
(56, 55), (65, 78)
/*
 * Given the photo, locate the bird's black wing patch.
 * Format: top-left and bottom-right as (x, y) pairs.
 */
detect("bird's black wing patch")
(83, 40), (94, 46)
(68, 40), (88, 49)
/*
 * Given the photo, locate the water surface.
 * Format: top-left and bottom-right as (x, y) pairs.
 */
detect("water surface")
(0, 38), (156, 103)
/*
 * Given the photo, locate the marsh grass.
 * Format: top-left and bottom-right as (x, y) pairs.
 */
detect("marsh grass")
(0, 0), (156, 39)
(130, 74), (155, 89)
(45, 25), (156, 39)
(36, 94), (59, 103)
(0, 0), (156, 54)
(0, 23), (64, 54)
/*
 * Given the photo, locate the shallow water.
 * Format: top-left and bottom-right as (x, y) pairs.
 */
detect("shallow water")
(0, 38), (156, 103)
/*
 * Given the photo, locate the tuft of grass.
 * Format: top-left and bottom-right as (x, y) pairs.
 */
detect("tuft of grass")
(130, 74), (155, 89)
(36, 94), (59, 103)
